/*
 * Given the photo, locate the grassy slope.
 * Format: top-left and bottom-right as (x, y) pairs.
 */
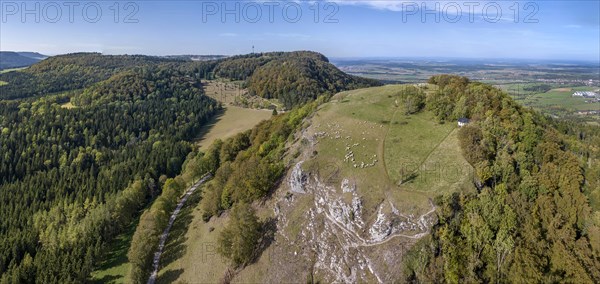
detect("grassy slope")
(305, 84), (474, 214)
(0, 67), (27, 74)
(167, 84), (475, 282)
(156, 194), (230, 283)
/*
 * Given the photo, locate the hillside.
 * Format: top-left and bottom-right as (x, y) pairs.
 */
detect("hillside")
(4, 50), (596, 283)
(0, 52), (379, 105)
(156, 84), (475, 282)
(152, 76), (600, 283)
(0, 51), (381, 283)
(0, 51), (46, 70)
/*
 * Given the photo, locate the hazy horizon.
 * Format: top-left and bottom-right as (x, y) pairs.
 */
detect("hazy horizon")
(1, 1), (598, 61)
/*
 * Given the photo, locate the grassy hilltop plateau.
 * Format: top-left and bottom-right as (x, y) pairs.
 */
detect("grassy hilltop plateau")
(0, 52), (599, 283)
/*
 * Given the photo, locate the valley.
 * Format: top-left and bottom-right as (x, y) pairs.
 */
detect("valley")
(0, 52), (598, 284)
(2, 0), (599, 281)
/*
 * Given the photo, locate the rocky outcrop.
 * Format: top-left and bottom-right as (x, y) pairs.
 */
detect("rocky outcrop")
(276, 170), (436, 283)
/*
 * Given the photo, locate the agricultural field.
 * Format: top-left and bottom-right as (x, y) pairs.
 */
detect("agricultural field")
(334, 59), (599, 84)
(195, 79), (275, 150)
(501, 85), (600, 121)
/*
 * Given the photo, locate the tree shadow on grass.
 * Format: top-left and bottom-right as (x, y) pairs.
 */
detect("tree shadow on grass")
(156, 269), (184, 284)
(249, 217), (277, 264)
(399, 172), (419, 185)
(89, 274), (120, 284)
(194, 108), (225, 144)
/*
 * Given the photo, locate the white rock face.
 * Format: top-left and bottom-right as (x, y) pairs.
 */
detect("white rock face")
(289, 161), (307, 193)
(369, 205), (392, 242)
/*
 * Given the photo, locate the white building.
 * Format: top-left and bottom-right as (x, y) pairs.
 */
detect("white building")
(458, 118), (470, 127)
(572, 91), (598, 98)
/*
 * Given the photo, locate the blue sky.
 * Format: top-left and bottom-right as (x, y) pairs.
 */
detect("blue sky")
(1, 0), (598, 61)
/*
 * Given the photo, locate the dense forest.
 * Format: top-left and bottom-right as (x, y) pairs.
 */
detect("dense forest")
(403, 75), (600, 283)
(0, 62), (219, 283)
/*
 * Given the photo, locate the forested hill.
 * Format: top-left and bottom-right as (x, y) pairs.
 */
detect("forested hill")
(214, 51), (382, 108)
(0, 53), (172, 100)
(0, 52), (44, 70)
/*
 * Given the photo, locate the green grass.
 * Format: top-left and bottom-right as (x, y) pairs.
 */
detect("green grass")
(305, 84), (474, 214)
(195, 105), (272, 151)
(523, 89), (594, 110)
(0, 81), (7, 86)
(89, 219), (138, 283)
(398, 128), (474, 195)
(384, 111), (456, 186)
